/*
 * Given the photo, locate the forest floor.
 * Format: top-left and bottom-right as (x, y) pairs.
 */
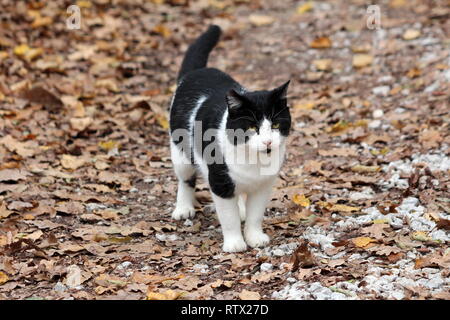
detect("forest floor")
(0, 0), (449, 300)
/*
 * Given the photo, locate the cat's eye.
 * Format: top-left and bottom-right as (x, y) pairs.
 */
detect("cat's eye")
(248, 126), (257, 131)
(272, 123), (280, 129)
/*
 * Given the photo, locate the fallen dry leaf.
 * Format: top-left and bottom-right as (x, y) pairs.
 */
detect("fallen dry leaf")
(403, 29), (421, 40)
(248, 14), (275, 27)
(147, 289), (183, 300)
(352, 237), (376, 248)
(292, 194), (310, 207)
(310, 36), (332, 49)
(239, 289), (261, 300)
(353, 54), (373, 68)
(61, 154), (87, 170)
(0, 272), (9, 285)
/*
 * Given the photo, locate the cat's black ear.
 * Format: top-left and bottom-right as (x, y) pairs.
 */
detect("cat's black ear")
(272, 80), (290, 100)
(226, 89), (245, 111)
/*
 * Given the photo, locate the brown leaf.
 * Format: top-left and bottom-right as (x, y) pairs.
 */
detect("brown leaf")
(21, 86), (63, 111)
(436, 218), (450, 231)
(56, 201), (84, 215)
(0, 169), (32, 182)
(419, 129), (442, 149)
(239, 289), (261, 300)
(318, 147), (358, 157)
(95, 274), (128, 288)
(0, 135), (39, 158)
(310, 36), (332, 49)
(0, 201), (13, 219)
(291, 241), (316, 271)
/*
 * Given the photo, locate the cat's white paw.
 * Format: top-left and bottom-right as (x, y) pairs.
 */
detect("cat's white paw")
(244, 230), (270, 248)
(172, 205), (196, 220)
(223, 236), (248, 252)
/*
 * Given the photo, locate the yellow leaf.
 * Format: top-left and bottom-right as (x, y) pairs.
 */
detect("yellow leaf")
(313, 59), (332, 71)
(352, 237), (375, 248)
(353, 54), (373, 68)
(292, 194), (311, 207)
(310, 37), (331, 49)
(32, 16), (53, 28)
(370, 147), (390, 156)
(332, 204), (360, 212)
(155, 114), (169, 129)
(351, 164), (381, 173)
(147, 289), (182, 300)
(153, 24), (172, 38)
(14, 44), (31, 56)
(390, 0), (406, 8)
(317, 202), (360, 213)
(411, 231), (430, 242)
(293, 101), (315, 110)
(14, 44), (43, 61)
(403, 29), (421, 40)
(99, 140), (120, 151)
(249, 14), (275, 27)
(372, 219), (389, 224)
(0, 271), (9, 285)
(76, 0), (92, 8)
(296, 2), (314, 14)
(326, 120), (350, 133)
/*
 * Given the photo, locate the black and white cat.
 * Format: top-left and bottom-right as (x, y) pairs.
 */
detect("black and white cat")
(169, 25), (291, 252)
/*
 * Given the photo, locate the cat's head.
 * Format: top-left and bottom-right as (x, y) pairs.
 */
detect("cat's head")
(225, 80), (291, 154)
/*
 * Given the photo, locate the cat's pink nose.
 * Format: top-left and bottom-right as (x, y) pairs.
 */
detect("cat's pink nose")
(263, 140), (272, 147)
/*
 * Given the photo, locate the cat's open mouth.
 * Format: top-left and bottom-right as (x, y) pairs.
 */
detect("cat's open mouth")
(262, 148), (272, 154)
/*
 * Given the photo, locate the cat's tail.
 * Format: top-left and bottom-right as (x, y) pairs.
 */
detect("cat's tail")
(177, 25), (221, 82)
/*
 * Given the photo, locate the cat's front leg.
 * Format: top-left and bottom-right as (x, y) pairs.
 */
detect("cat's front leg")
(212, 194), (247, 252)
(244, 182), (273, 248)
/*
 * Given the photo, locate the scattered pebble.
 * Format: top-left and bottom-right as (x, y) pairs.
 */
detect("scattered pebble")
(372, 109), (384, 118)
(372, 86), (390, 96)
(260, 263), (273, 272)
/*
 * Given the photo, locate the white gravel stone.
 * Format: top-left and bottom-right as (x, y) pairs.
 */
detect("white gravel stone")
(372, 109), (384, 118)
(372, 86), (390, 96)
(369, 119), (382, 129)
(272, 249), (286, 257)
(260, 263), (273, 272)
(192, 264), (209, 273)
(53, 282), (67, 292)
(117, 261), (132, 270)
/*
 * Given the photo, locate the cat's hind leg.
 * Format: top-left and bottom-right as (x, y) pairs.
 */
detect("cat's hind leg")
(170, 141), (198, 220)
